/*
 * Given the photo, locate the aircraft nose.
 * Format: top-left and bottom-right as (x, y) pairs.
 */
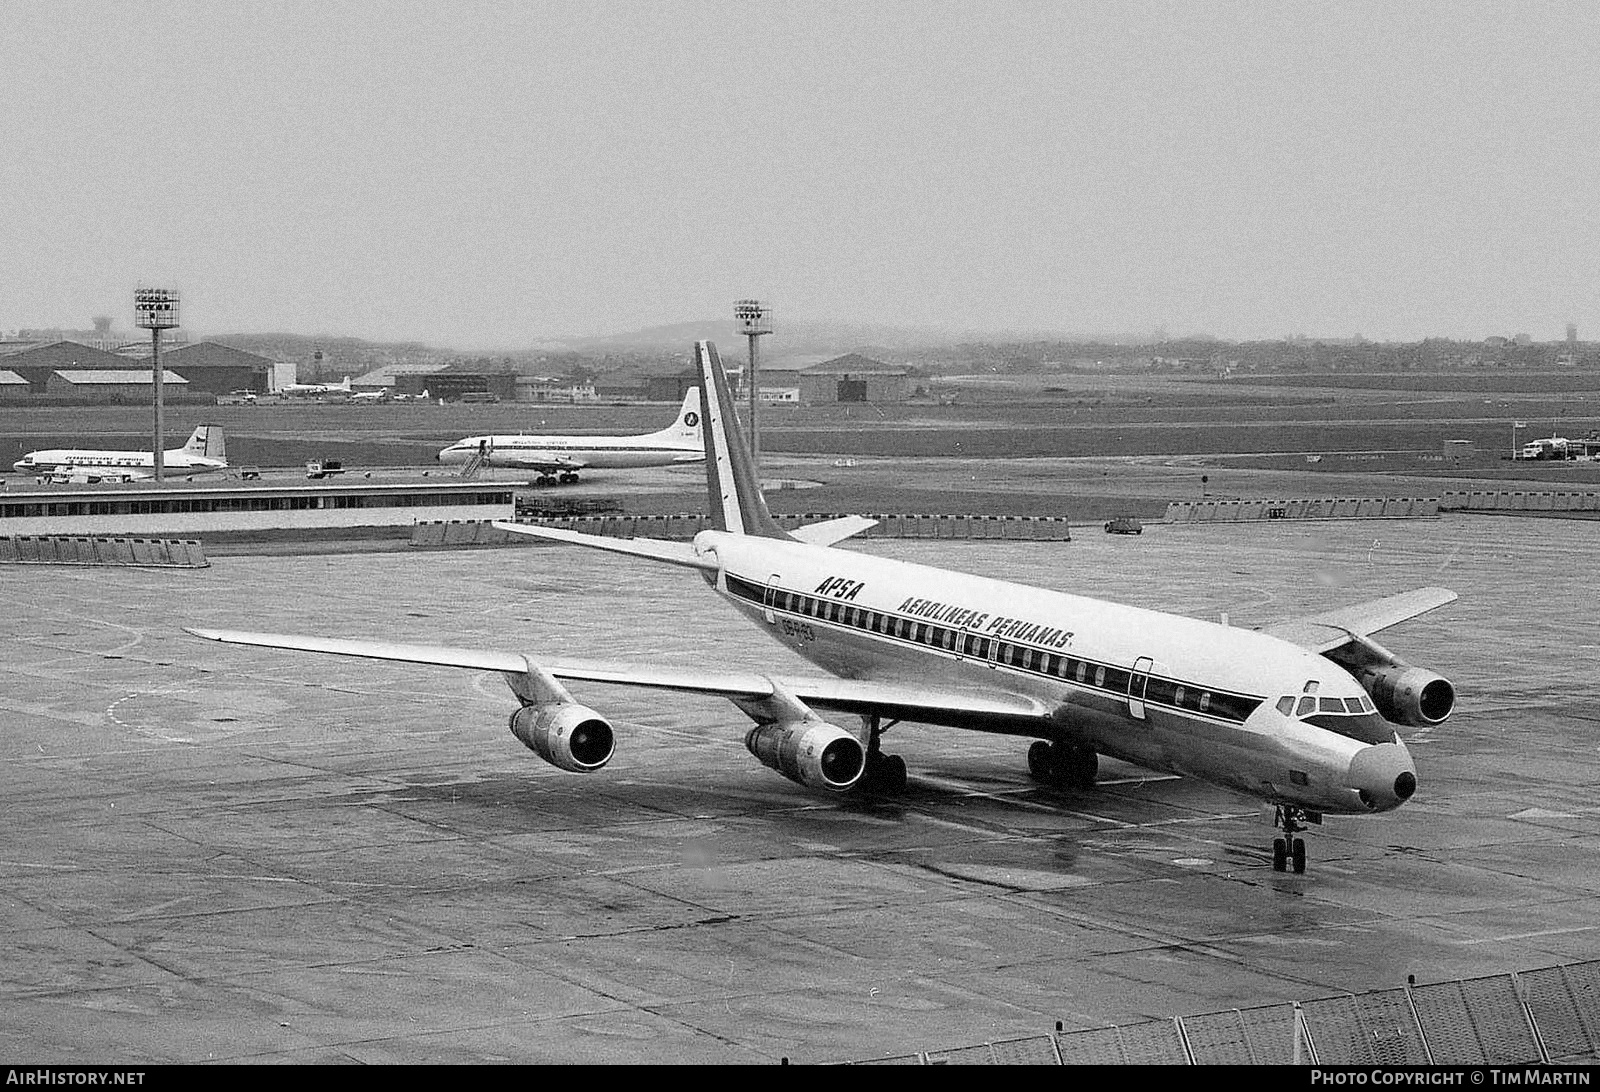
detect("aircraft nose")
(1347, 741), (1417, 812)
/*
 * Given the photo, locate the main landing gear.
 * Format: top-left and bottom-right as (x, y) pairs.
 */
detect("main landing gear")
(1272, 806), (1320, 873)
(860, 714), (907, 794)
(1027, 739), (1098, 789)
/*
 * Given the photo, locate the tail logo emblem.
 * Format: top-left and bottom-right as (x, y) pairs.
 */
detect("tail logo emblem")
(683, 412), (699, 428)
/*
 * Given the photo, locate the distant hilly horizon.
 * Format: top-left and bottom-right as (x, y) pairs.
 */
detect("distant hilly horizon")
(201, 318), (1160, 367)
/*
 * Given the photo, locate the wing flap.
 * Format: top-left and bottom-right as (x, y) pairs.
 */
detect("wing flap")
(1261, 586), (1458, 654)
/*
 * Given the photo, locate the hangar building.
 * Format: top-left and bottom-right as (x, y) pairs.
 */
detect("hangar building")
(161, 342), (275, 394)
(797, 354), (911, 403)
(45, 369), (191, 402)
(0, 371), (32, 402)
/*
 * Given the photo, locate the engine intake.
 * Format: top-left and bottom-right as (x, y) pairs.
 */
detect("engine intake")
(509, 702), (615, 772)
(1354, 664), (1455, 727)
(745, 719), (866, 792)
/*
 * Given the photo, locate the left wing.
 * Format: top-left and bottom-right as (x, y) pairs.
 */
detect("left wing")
(186, 628), (1049, 732)
(1260, 586), (1458, 655)
(504, 455), (584, 473)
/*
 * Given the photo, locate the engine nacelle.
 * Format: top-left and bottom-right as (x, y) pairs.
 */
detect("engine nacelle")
(1353, 664), (1456, 727)
(745, 719), (866, 793)
(509, 702), (615, 772)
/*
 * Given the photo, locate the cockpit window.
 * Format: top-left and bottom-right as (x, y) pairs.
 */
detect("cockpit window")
(1303, 710), (1394, 745)
(1296, 696), (1316, 717)
(1276, 696), (1295, 715)
(1319, 697), (1346, 714)
(1303, 681), (1320, 695)
(1343, 697), (1365, 714)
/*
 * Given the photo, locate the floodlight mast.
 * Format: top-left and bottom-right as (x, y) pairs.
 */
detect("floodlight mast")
(734, 299), (772, 475)
(134, 288), (180, 481)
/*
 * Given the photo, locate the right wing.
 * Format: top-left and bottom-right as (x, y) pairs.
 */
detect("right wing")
(790, 516), (878, 546)
(490, 522), (714, 570)
(1260, 586), (1458, 655)
(186, 628), (1049, 733)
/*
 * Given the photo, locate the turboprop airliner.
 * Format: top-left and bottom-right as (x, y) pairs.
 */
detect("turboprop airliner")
(276, 376), (352, 397)
(191, 343), (1457, 874)
(436, 388), (705, 483)
(14, 425), (228, 481)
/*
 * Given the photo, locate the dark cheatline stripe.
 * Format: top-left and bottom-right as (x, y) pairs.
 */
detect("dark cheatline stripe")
(723, 572), (1263, 724)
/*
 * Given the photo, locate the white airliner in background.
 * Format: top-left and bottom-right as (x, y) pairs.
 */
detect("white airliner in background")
(276, 376), (352, 397)
(14, 425), (228, 482)
(192, 343), (1457, 874)
(436, 388), (705, 483)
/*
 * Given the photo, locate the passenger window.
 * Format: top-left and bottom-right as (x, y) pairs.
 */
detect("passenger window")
(1276, 696), (1295, 715)
(1198, 692), (1211, 712)
(1074, 661), (1087, 682)
(1175, 686), (1187, 707)
(1094, 665), (1106, 687)
(1296, 696), (1315, 717)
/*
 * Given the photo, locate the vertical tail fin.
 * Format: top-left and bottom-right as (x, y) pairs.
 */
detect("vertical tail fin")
(662, 387), (702, 441)
(183, 425), (226, 461)
(696, 341), (791, 539)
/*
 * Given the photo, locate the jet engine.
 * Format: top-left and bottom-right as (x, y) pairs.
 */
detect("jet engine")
(509, 703), (615, 772)
(745, 719), (866, 793)
(1351, 663), (1455, 727)
(1324, 631), (1455, 729)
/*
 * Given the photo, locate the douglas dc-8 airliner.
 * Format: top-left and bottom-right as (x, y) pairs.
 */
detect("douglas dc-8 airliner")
(192, 343), (1456, 874)
(436, 389), (704, 483)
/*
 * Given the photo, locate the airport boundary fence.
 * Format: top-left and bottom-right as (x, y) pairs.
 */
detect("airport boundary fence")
(409, 513), (1075, 548)
(847, 958), (1600, 1065)
(0, 534), (208, 568)
(1162, 497), (1440, 523)
(1439, 489), (1600, 513)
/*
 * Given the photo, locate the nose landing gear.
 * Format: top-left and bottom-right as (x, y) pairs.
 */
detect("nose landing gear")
(1272, 806), (1321, 873)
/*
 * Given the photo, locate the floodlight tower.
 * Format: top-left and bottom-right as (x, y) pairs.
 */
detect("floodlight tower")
(135, 287), (180, 481)
(734, 299), (773, 472)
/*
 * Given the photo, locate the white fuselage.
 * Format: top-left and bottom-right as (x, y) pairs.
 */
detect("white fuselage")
(12, 448), (227, 477)
(438, 433), (703, 470)
(694, 530), (1415, 817)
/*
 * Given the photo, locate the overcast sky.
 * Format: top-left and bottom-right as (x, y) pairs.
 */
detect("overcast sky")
(2, 1), (1595, 347)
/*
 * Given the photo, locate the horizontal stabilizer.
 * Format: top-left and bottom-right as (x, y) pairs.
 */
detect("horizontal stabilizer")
(489, 521), (717, 570)
(789, 516), (878, 546)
